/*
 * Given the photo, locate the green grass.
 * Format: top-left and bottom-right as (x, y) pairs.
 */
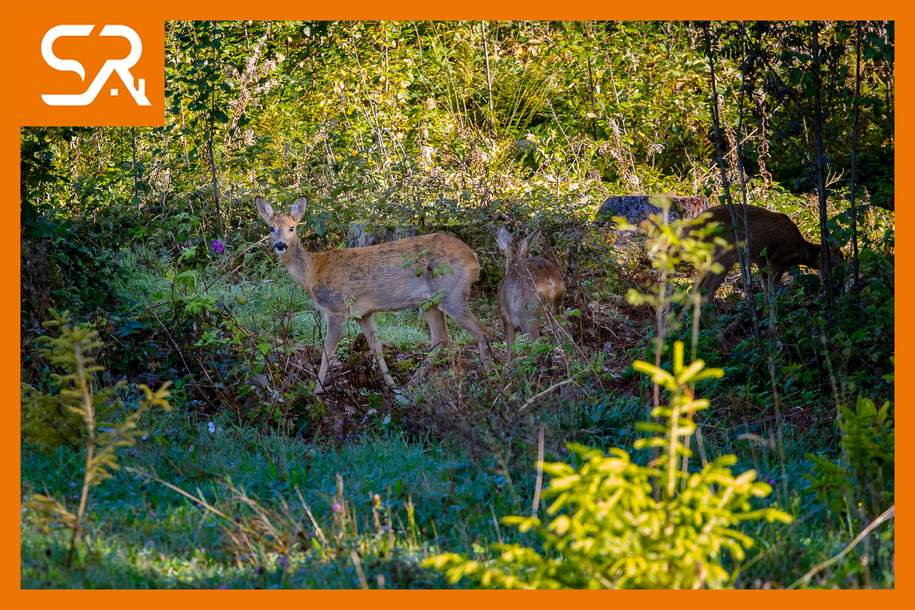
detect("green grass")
(22, 410), (521, 588)
(21, 391), (894, 589)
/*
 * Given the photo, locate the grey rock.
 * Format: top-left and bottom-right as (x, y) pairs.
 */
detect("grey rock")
(596, 195), (708, 226)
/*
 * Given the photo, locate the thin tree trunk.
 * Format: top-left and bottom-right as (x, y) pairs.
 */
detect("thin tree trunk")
(735, 74), (763, 346)
(582, 21), (598, 139)
(171, 45), (191, 168)
(811, 21), (834, 316)
(755, 87), (772, 187)
(882, 20), (894, 211)
(481, 21), (494, 129)
(207, 30), (223, 239)
(207, 97), (222, 238)
(349, 29), (390, 168)
(131, 127), (140, 204)
(702, 22), (761, 344)
(882, 21), (894, 151)
(849, 21), (862, 288)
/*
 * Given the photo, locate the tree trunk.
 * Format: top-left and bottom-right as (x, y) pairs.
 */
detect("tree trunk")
(882, 20), (894, 212)
(131, 127), (140, 205)
(811, 21), (834, 316)
(582, 21), (599, 139)
(702, 22), (761, 344)
(849, 22), (862, 288)
(481, 21), (494, 130)
(207, 63), (223, 239)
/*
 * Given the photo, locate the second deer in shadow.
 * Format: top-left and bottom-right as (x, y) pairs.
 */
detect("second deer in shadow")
(692, 205), (844, 299)
(496, 227), (566, 364)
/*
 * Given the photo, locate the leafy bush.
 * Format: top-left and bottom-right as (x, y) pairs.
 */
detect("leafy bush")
(424, 341), (792, 589)
(807, 395), (894, 521)
(22, 310), (172, 566)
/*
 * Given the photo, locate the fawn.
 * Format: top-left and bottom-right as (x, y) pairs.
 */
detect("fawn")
(693, 204), (844, 298)
(255, 196), (492, 392)
(496, 227), (566, 363)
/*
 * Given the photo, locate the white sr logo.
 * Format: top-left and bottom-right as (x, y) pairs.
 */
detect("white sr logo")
(41, 24), (151, 107)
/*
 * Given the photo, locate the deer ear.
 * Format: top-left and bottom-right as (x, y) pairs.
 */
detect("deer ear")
(496, 227), (513, 255)
(254, 197), (274, 224)
(518, 228), (541, 258)
(290, 197), (307, 222)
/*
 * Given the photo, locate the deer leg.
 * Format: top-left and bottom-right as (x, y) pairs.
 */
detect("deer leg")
(773, 266), (787, 291)
(358, 314), (396, 388)
(442, 297), (493, 362)
(528, 312), (542, 340)
(423, 305), (450, 350)
(502, 311), (515, 365)
(700, 251), (737, 301)
(316, 314), (345, 394)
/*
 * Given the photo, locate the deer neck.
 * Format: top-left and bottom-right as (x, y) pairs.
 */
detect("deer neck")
(803, 240), (823, 268)
(280, 238), (317, 290)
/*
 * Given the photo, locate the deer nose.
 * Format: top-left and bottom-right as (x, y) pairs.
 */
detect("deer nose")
(274, 242), (287, 252)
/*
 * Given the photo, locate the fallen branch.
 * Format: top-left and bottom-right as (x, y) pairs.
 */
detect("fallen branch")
(517, 378), (575, 413)
(790, 505), (895, 588)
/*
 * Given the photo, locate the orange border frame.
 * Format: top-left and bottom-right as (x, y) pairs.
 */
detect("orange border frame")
(2, 1), (906, 604)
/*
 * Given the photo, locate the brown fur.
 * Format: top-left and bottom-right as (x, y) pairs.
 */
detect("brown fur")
(496, 227), (566, 363)
(256, 197), (491, 392)
(693, 205), (843, 298)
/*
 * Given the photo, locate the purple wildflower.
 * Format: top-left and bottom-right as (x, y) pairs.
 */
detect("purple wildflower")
(332, 501), (343, 514)
(277, 555), (289, 571)
(211, 238), (225, 255)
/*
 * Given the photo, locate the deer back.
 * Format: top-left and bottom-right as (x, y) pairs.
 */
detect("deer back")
(698, 205), (818, 268)
(297, 233), (481, 318)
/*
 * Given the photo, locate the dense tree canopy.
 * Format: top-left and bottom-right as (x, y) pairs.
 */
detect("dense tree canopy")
(22, 21), (894, 238)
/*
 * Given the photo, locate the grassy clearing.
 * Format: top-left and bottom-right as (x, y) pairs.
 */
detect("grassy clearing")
(20, 409), (894, 588)
(23, 415), (507, 588)
(23, 250), (535, 587)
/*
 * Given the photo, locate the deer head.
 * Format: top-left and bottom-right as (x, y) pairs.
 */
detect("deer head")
(255, 196), (307, 256)
(496, 227), (542, 271)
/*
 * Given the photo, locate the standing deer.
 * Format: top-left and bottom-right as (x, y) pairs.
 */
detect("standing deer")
(255, 196), (492, 392)
(496, 227), (566, 363)
(693, 205), (844, 298)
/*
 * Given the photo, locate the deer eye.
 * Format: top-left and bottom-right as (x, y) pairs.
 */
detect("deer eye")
(271, 225), (277, 232)
(289, 226), (295, 232)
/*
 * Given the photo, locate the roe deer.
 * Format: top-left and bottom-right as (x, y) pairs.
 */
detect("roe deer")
(496, 227), (566, 363)
(693, 205), (844, 298)
(255, 196), (492, 392)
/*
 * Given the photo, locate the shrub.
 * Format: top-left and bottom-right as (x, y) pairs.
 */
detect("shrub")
(423, 341), (792, 589)
(22, 310), (172, 567)
(807, 395), (894, 521)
